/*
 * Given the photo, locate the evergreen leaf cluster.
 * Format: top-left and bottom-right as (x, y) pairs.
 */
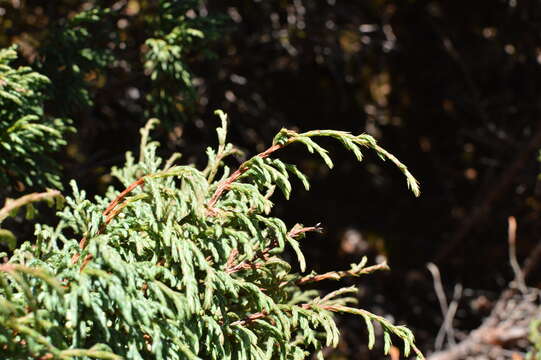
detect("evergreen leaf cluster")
(38, 7), (116, 114)
(0, 46), (73, 191)
(6, 1), (219, 121)
(143, 0), (222, 122)
(0, 3), (423, 358)
(1, 113), (422, 359)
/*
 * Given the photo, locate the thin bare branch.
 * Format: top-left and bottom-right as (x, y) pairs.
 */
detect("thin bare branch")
(298, 262), (389, 285)
(0, 189), (61, 223)
(508, 216), (527, 294)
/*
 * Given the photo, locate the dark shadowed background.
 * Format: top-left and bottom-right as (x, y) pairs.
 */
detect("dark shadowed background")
(2, 0), (541, 357)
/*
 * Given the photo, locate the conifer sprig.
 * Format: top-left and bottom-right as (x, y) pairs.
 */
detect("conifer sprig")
(1, 114), (423, 359)
(0, 46), (73, 191)
(207, 120), (420, 214)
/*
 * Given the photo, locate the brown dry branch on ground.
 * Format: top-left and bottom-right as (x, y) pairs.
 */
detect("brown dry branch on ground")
(428, 217), (541, 360)
(428, 287), (539, 360)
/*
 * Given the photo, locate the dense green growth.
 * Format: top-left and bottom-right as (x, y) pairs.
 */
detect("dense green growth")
(0, 2), (426, 358)
(143, 0), (222, 121)
(0, 46), (72, 191)
(9, 0), (219, 122)
(37, 7), (116, 114)
(0, 112), (422, 359)
(3, 1), (541, 358)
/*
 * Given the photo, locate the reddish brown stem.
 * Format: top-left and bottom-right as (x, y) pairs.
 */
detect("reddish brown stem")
(230, 303), (338, 327)
(230, 311), (269, 326)
(225, 249), (239, 270)
(71, 177), (146, 267)
(103, 177), (146, 216)
(287, 225), (322, 239)
(207, 143), (283, 213)
(226, 241), (276, 274)
(297, 262), (389, 285)
(0, 264), (15, 272)
(225, 225), (320, 274)
(0, 189), (61, 223)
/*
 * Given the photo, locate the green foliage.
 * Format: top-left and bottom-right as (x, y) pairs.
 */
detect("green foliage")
(27, 0), (221, 122)
(529, 155), (541, 359)
(0, 3), (422, 358)
(38, 6), (115, 114)
(528, 317), (541, 360)
(143, 0), (222, 122)
(0, 114), (422, 359)
(0, 46), (73, 191)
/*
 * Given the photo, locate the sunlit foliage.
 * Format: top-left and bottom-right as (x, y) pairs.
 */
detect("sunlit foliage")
(0, 114), (422, 359)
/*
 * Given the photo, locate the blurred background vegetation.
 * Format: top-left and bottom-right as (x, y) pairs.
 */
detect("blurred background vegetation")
(2, 0), (541, 358)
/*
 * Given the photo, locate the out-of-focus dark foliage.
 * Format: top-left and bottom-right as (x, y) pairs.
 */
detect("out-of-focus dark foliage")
(0, 0), (222, 192)
(2, 0), (541, 358)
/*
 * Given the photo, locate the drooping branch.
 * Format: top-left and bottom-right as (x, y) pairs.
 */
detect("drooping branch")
(229, 301), (424, 359)
(0, 264), (65, 294)
(0, 189), (61, 224)
(207, 127), (420, 215)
